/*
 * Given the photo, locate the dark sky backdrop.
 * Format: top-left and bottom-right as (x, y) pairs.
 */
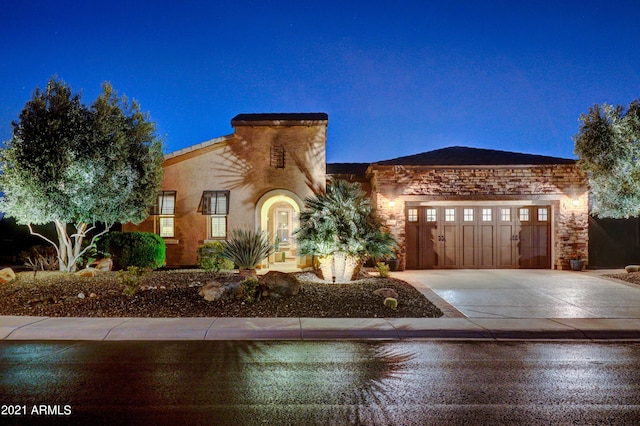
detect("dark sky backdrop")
(1, 0), (639, 163)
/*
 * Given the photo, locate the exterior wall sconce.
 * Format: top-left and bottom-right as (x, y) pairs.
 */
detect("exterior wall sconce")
(572, 198), (580, 207)
(388, 200), (396, 207)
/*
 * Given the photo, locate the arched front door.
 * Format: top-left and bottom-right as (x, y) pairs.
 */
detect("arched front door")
(256, 190), (310, 269)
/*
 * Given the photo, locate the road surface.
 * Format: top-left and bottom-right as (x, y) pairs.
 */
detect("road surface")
(2, 340), (640, 425)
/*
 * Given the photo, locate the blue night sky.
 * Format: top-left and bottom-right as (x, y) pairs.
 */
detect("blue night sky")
(1, 0), (638, 163)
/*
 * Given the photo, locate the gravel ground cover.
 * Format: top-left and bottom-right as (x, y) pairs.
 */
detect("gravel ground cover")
(608, 271), (640, 287)
(0, 270), (443, 318)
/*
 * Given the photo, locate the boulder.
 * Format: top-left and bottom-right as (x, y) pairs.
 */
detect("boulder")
(199, 280), (240, 302)
(373, 288), (399, 299)
(93, 258), (113, 272)
(625, 265), (640, 273)
(260, 271), (301, 298)
(0, 267), (16, 284)
(75, 267), (97, 278)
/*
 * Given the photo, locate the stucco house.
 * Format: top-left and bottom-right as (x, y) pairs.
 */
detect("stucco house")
(124, 113), (589, 270)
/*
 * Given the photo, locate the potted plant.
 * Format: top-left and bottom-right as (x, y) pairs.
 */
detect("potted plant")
(569, 252), (585, 271)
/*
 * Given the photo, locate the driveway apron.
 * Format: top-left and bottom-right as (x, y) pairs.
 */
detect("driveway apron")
(395, 269), (640, 319)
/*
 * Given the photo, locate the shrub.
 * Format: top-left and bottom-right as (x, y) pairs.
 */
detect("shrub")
(384, 297), (398, 309)
(117, 266), (150, 296)
(376, 262), (390, 278)
(220, 228), (276, 271)
(236, 276), (260, 303)
(296, 179), (397, 282)
(97, 231), (165, 270)
(20, 245), (59, 276)
(197, 241), (234, 271)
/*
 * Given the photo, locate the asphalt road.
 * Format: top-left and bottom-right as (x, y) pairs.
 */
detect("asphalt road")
(2, 340), (640, 425)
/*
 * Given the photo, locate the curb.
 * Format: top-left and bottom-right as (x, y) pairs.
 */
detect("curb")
(2, 316), (640, 341)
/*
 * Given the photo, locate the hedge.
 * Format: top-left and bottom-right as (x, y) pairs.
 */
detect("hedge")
(97, 231), (166, 270)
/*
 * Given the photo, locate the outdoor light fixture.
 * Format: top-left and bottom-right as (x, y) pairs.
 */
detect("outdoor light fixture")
(572, 198), (580, 207)
(388, 200), (396, 207)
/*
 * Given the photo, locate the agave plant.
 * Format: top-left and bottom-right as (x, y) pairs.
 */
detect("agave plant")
(295, 179), (396, 282)
(219, 228), (277, 273)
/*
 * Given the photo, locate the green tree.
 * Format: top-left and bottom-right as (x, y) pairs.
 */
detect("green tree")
(574, 100), (640, 218)
(0, 77), (163, 271)
(295, 179), (396, 282)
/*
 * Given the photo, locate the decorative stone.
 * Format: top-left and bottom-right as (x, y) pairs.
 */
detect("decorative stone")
(89, 293), (97, 298)
(93, 258), (113, 272)
(625, 265), (640, 273)
(259, 271), (301, 298)
(373, 288), (399, 299)
(75, 267), (97, 277)
(199, 280), (240, 302)
(77, 292), (85, 299)
(0, 267), (16, 284)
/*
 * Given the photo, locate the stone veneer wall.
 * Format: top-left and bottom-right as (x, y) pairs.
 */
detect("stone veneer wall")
(368, 164), (589, 270)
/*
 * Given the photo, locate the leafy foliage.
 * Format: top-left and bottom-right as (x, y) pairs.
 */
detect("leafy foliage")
(376, 262), (390, 278)
(295, 179), (396, 260)
(117, 266), (151, 297)
(236, 276), (260, 303)
(574, 100), (640, 218)
(0, 77), (163, 271)
(219, 228), (277, 270)
(197, 241), (235, 271)
(98, 231), (166, 270)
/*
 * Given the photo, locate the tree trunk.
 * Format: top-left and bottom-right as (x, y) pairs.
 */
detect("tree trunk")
(28, 221), (111, 273)
(54, 221), (87, 272)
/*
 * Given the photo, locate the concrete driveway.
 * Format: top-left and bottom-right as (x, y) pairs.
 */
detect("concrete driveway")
(395, 269), (640, 319)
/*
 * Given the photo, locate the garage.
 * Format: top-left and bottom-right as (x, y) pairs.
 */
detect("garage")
(405, 205), (551, 269)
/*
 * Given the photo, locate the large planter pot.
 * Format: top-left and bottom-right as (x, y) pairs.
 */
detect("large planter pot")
(318, 253), (359, 283)
(238, 268), (257, 277)
(387, 259), (399, 272)
(569, 260), (584, 271)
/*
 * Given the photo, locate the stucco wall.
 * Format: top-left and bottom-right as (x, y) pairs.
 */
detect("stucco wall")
(125, 120), (327, 267)
(369, 164), (589, 270)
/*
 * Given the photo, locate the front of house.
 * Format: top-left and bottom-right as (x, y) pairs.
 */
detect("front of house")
(125, 113), (589, 270)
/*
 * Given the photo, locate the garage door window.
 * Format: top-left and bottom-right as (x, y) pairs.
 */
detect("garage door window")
(445, 208), (456, 222)
(519, 208), (529, 222)
(500, 208), (511, 222)
(407, 208), (418, 222)
(538, 208), (548, 221)
(482, 208), (492, 221)
(463, 208), (474, 221)
(425, 208), (437, 222)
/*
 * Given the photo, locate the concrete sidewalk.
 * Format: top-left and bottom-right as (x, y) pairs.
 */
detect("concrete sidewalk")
(3, 315), (640, 341)
(3, 269), (640, 342)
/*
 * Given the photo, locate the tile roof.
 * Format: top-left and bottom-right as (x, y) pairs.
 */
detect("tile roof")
(163, 135), (234, 160)
(374, 146), (576, 166)
(231, 113), (328, 125)
(326, 163), (370, 176)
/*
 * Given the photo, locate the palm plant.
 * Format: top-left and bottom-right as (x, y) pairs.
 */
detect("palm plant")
(295, 179), (396, 282)
(219, 228), (277, 274)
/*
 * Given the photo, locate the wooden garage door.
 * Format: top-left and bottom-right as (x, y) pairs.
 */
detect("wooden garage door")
(405, 206), (550, 269)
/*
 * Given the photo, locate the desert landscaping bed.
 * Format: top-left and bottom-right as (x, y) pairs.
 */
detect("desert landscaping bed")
(0, 270), (443, 318)
(608, 271), (640, 287)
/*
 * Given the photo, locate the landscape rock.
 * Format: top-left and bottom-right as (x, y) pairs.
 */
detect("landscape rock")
(0, 267), (16, 284)
(93, 258), (113, 272)
(373, 288), (399, 299)
(260, 271), (301, 298)
(625, 265), (640, 273)
(75, 267), (97, 278)
(199, 280), (240, 302)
